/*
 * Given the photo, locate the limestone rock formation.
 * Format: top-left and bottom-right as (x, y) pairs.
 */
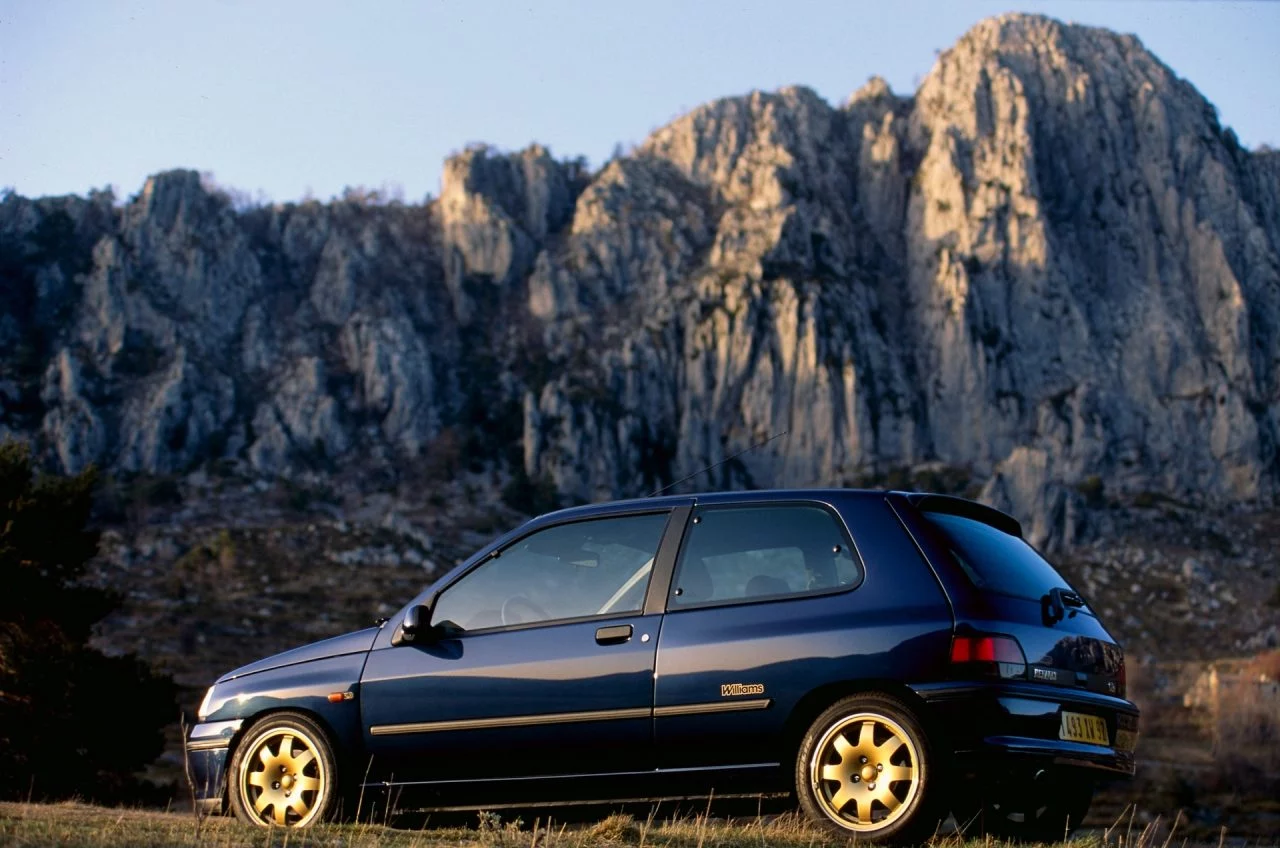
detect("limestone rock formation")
(2, 14), (1277, 546)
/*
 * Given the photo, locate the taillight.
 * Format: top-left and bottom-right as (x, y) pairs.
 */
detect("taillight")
(950, 633), (1027, 680)
(1116, 659), (1127, 698)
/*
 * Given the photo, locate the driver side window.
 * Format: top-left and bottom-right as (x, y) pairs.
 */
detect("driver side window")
(431, 512), (669, 632)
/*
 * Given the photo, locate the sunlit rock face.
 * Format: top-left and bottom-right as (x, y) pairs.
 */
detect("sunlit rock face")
(2, 14), (1277, 547)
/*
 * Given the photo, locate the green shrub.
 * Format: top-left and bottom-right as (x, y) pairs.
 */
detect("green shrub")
(0, 440), (176, 803)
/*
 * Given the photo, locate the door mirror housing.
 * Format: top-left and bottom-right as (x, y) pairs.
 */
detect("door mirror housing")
(391, 601), (435, 646)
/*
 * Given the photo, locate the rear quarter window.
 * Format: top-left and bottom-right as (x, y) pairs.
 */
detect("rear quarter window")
(669, 503), (862, 608)
(922, 511), (1077, 603)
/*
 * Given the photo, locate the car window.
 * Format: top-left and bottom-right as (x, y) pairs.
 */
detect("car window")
(669, 505), (860, 607)
(921, 511), (1077, 603)
(432, 512), (668, 632)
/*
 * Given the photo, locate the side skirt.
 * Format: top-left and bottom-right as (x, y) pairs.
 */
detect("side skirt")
(363, 763), (787, 811)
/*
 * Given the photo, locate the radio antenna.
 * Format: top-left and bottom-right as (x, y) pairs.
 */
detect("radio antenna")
(646, 429), (790, 498)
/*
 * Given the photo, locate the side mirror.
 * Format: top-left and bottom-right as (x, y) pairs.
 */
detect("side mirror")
(390, 602), (433, 646)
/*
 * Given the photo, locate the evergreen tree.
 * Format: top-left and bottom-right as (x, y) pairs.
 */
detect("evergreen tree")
(0, 440), (175, 801)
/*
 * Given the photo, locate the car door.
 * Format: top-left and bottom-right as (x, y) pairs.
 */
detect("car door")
(652, 501), (869, 771)
(359, 508), (682, 785)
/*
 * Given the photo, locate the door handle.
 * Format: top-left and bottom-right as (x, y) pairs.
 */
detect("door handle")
(595, 624), (632, 645)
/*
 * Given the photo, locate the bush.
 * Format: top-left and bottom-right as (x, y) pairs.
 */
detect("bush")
(420, 428), (465, 481)
(501, 469), (560, 516)
(1208, 652), (1280, 793)
(1133, 490), (1158, 508)
(0, 440), (176, 802)
(133, 476), (183, 509)
(1075, 475), (1105, 506)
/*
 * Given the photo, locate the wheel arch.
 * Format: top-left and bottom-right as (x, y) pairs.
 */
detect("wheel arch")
(224, 706), (357, 826)
(780, 679), (940, 766)
(223, 706), (348, 792)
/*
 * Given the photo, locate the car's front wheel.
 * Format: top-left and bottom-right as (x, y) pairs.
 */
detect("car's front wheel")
(228, 712), (337, 828)
(795, 693), (944, 843)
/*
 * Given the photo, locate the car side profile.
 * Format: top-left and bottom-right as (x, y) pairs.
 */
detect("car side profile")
(187, 489), (1138, 842)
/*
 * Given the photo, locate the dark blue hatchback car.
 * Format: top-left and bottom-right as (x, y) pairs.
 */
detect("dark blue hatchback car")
(188, 490), (1138, 842)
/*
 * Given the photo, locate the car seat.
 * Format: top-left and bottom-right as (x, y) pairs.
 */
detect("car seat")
(745, 574), (791, 597)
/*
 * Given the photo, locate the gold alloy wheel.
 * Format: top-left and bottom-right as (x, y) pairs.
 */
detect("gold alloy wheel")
(809, 711), (921, 832)
(237, 726), (327, 827)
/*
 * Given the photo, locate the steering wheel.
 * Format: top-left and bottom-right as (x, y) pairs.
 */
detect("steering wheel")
(501, 595), (549, 626)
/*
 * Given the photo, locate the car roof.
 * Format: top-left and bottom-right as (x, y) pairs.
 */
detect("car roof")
(525, 488), (1023, 538)
(530, 487), (884, 523)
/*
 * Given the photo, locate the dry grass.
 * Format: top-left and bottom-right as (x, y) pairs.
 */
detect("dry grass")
(3, 801), (1272, 848)
(2, 803), (839, 848)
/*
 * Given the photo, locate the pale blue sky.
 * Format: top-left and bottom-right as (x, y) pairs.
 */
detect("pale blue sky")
(2, 1), (1277, 203)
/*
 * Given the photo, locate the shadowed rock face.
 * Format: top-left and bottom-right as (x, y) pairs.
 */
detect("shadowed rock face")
(1, 14), (1277, 547)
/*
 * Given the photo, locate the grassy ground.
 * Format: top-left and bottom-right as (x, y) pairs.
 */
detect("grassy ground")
(0, 800), (1265, 848)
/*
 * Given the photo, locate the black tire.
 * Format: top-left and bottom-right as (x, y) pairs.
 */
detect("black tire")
(795, 693), (945, 843)
(952, 772), (1093, 842)
(227, 712), (339, 828)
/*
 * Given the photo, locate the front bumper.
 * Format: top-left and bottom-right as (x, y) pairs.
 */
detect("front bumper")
(186, 719), (243, 810)
(911, 680), (1139, 778)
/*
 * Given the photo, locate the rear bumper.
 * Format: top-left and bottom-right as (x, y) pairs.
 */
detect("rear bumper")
(186, 719), (242, 809)
(910, 680), (1139, 778)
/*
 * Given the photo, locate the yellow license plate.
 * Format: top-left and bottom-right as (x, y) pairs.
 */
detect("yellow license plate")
(1059, 711), (1110, 745)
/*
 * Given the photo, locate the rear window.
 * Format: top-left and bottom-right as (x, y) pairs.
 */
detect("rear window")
(922, 511), (1077, 603)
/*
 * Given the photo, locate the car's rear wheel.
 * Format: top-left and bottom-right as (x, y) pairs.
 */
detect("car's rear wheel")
(228, 712), (337, 828)
(952, 771), (1092, 842)
(796, 693), (944, 843)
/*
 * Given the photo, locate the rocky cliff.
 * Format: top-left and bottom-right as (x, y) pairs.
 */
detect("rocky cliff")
(2, 14), (1278, 546)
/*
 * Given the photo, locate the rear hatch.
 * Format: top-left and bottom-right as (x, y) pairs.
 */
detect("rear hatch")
(905, 496), (1126, 698)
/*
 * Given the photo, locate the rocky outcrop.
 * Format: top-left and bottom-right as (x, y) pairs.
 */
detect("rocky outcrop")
(901, 17), (1280, 541)
(2, 14), (1278, 546)
(524, 14), (1280, 545)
